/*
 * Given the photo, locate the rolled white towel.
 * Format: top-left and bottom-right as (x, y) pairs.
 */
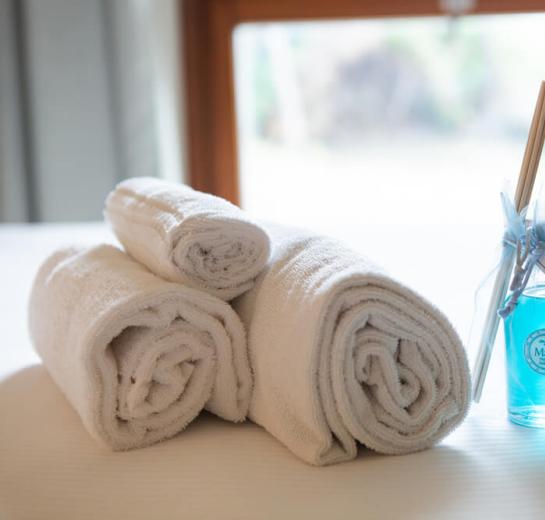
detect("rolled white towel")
(104, 177), (270, 301)
(29, 244), (251, 450)
(234, 225), (470, 465)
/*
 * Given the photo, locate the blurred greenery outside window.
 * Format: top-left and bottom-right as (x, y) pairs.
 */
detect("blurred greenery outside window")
(233, 14), (545, 336)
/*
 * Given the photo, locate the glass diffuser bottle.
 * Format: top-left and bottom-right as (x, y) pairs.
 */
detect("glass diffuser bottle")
(503, 261), (545, 428)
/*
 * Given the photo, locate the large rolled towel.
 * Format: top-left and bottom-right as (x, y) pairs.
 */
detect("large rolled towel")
(105, 177), (270, 300)
(29, 244), (251, 450)
(234, 226), (470, 465)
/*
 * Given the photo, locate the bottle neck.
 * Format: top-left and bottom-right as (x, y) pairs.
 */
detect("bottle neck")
(524, 262), (545, 298)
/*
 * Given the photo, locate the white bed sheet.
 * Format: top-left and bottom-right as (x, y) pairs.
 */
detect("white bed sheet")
(1, 224), (544, 520)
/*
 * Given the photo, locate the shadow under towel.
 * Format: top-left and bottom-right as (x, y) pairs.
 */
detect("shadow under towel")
(233, 225), (470, 466)
(29, 245), (251, 450)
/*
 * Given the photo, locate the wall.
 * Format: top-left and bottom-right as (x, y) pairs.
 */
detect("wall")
(24, 0), (119, 221)
(0, 0), (29, 221)
(0, 0), (185, 222)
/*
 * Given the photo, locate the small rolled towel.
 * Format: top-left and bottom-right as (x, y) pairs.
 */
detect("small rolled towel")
(104, 177), (270, 300)
(234, 225), (470, 465)
(29, 244), (251, 450)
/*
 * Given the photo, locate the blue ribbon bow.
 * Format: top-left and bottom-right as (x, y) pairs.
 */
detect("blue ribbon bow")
(498, 193), (545, 318)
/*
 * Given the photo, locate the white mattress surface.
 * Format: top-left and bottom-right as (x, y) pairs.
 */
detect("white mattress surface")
(1, 224), (544, 520)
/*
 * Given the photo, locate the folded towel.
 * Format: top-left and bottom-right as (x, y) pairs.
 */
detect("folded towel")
(234, 225), (470, 465)
(29, 244), (251, 450)
(104, 177), (270, 301)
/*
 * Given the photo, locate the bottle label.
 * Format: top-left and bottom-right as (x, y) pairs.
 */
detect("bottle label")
(525, 329), (545, 375)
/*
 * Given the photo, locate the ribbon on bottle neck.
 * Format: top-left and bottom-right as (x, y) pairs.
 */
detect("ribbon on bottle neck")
(498, 192), (545, 318)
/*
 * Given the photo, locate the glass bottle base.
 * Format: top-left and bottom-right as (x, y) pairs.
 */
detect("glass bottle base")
(509, 406), (545, 428)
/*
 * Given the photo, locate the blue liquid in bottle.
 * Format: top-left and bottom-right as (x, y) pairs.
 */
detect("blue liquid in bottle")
(504, 285), (545, 428)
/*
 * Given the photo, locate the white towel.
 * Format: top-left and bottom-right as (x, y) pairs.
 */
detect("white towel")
(234, 225), (470, 465)
(28, 244), (251, 450)
(104, 177), (270, 300)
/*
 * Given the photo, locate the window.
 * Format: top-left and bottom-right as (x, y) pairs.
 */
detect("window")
(183, 1), (545, 334)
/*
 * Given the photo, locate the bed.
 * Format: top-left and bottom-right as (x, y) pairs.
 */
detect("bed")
(0, 224), (543, 519)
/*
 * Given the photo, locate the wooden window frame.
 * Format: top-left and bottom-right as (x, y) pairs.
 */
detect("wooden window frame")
(182, 0), (545, 205)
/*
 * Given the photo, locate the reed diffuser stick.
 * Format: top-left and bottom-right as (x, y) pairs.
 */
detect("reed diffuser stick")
(514, 84), (545, 209)
(473, 81), (545, 402)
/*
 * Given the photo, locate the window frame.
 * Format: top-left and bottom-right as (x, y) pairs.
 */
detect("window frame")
(182, 0), (545, 205)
